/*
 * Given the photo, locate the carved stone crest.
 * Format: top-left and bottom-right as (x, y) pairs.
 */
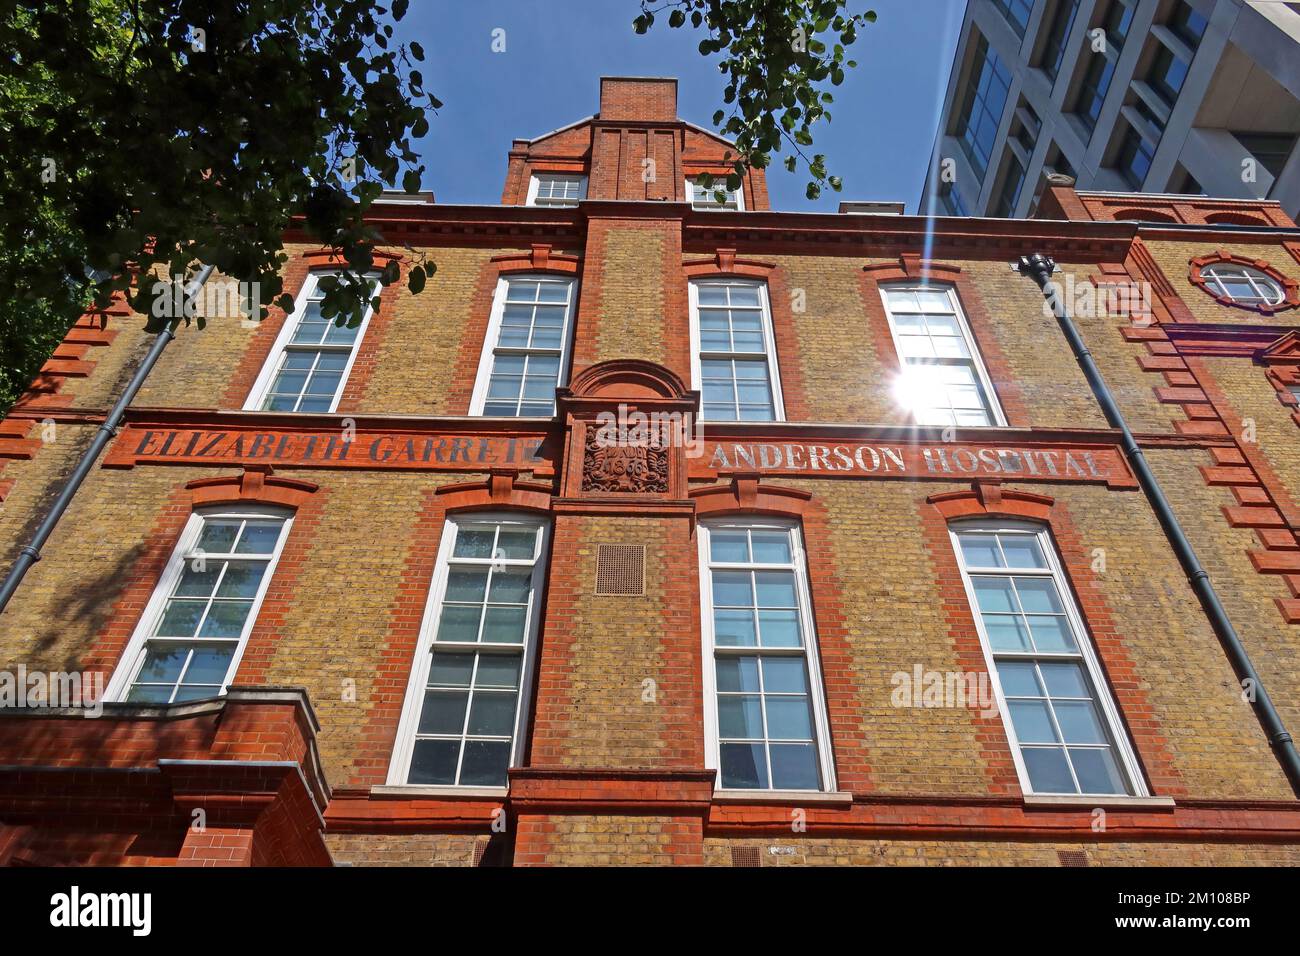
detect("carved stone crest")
(581, 427), (670, 494)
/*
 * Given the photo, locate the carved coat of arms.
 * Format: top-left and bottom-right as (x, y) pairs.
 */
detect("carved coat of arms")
(581, 428), (670, 494)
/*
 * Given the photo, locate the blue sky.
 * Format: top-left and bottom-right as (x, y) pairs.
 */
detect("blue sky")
(398, 1), (965, 213)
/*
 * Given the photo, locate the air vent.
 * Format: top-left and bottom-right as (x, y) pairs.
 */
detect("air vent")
(595, 544), (645, 596)
(730, 846), (761, 867)
(1057, 849), (1089, 867)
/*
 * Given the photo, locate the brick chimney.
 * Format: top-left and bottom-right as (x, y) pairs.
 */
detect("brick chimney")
(598, 77), (678, 122)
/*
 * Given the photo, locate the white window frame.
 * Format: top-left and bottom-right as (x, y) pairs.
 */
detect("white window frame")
(469, 274), (577, 418)
(1199, 263), (1285, 306)
(386, 513), (551, 789)
(880, 282), (1007, 427)
(525, 173), (587, 207)
(686, 176), (745, 211)
(243, 271), (379, 413)
(950, 518), (1147, 797)
(105, 506), (294, 702)
(688, 278), (786, 422)
(697, 518), (837, 794)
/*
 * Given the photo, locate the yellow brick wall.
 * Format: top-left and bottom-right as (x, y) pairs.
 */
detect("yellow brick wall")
(531, 514), (698, 769)
(588, 224), (670, 366)
(1205, 356), (1300, 514)
(1144, 238), (1300, 326)
(704, 837), (1300, 865)
(777, 473), (1291, 800)
(324, 832), (484, 866)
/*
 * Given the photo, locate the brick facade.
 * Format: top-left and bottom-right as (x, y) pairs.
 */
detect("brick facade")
(3, 78), (1300, 866)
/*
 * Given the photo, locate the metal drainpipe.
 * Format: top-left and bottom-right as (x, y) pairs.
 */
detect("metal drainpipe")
(1017, 252), (1300, 797)
(0, 264), (215, 614)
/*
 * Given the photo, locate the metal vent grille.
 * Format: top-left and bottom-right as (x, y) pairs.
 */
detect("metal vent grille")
(1057, 849), (1089, 867)
(730, 846), (761, 867)
(595, 544), (645, 596)
(472, 839), (487, 866)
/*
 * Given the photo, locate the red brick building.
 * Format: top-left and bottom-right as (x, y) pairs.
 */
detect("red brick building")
(3, 77), (1300, 866)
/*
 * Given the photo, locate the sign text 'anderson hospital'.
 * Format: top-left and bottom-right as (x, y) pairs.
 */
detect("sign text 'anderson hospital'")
(702, 441), (1113, 481)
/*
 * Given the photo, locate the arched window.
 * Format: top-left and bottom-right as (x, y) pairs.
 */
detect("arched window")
(950, 519), (1145, 796)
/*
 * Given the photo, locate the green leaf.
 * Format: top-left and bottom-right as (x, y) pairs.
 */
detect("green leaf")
(408, 264), (426, 294)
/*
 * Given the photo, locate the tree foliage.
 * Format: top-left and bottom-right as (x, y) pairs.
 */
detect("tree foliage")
(0, 0), (437, 337)
(634, 0), (875, 200)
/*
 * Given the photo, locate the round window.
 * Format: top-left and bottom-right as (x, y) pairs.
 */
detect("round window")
(1198, 263), (1285, 306)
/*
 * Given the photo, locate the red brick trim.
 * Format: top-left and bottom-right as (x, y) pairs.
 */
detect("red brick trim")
(918, 493), (1021, 793)
(926, 482), (1055, 521)
(12, 297), (123, 412)
(680, 249), (810, 419)
(232, 487), (330, 685)
(689, 474), (812, 518)
(1188, 251), (1300, 316)
(799, 496), (873, 792)
(491, 243), (580, 275)
(337, 257), (408, 412)
(349, 486), (448, 784)
(434, 471), (554, 513)
(185, 466), (319, 510)
(921, 483), (1186, 797)
(859, 256), (1030, 427)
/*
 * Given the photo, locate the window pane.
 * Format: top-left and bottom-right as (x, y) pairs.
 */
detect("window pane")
(710, 530), (750, 563)
(757, 609), (802, 647)
(754, 571), (797, 608)
(460, 741), (511, 787)
(973, 578), (1016, 613)
(959, 534), (1003, 568)
(481, 605), (527, 644)
(428, 652), (475, 687)
(156, 600), (206, 637)
(454, 528), (496, 559)
(408, 739), (459, 785)
(1014, 578), (1064, 614)
(768, 743), (820, 789)
(718, 695), (764, 738)
(436, 604), (482, 642)
(984, 614), (1033, 651)
(475, 655), (521, 689)
(750, 532), (792, 564)
(418, 690), (468, 735)
(445, 568), (488, 603)
(1022, 746), (1076, 793)
(996, 661), (1042, 697)
(761, 657), (808, 694)
(716, 657), (761, 693)
(1070, 747), (1126, 794)
(714, 608), (757, 646)
(1010, 699), (1060, 743)
(764, 697), (813, 739)
(136, 646), (188, 684)
(719, 743), (768, 789)
(183, 646), (235, 685)
(712, 570), (754, 607)
(467, 691), (517, 736)
(1000, 535), (1046, 568)
(197, 521), (240, 554)
(1055, 700), (1108, 744)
